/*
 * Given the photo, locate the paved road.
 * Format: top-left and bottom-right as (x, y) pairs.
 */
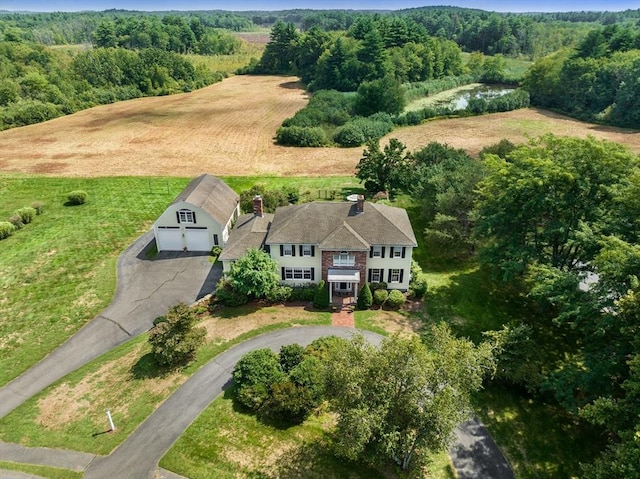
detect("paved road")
(0, 231), (221, 419)
(0, 325), (513, 479)
(450, 416), (515, 479)
(84, 326), (383, 479)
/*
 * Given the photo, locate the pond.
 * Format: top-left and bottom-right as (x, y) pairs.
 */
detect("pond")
(448, 84), (515, 110)
(406, 83), (515, 112)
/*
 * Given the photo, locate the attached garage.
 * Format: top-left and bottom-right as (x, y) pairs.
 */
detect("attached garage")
(185, 228), (210, 251)
(156, 227), (182, 251)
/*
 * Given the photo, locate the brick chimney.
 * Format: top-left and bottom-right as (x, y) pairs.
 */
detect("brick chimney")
(356, 194), (365, 214)
(253, 195), (264, 217)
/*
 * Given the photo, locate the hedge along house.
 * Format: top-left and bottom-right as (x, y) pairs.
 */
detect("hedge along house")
(154, 174), (240, 252)
(221, 195), (417, 303)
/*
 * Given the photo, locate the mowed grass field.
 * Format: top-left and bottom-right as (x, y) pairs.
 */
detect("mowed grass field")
(1, 75), (639, 179)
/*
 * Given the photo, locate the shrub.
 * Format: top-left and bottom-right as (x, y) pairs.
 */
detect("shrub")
(333, 116), (394, 147)
(30, 201), (44, 215)
(408, 260), (428, 299)
(214, 277), (249, 307)
(279, 344), (305, 373)
(233, 348), (285, 411)
(276, 126), (328, 147)
(409, 275), (428, 299)
(8, 214), (23, 229)
(313, 280), (330, 310)
(290, 284), (317, 302)
(239, 184), (292, 214)
(67, 190), (87, 205)
(387, 290), (406, 309)
(373, 289), (388, 306)
(369, 282), (388, 291)
(357, 282), (373, 310)
(332, 122), (365, 147)
(0, 221), (16, 239)
(306, 335), (349, 362)
(15, 207), (36, 224)
(266, 356), (326, 423)
(148, 303), (206, 367)
(265, 285), (292, 303)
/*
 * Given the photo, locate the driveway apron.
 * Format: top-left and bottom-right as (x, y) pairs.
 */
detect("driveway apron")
(0, 231), (221, 419)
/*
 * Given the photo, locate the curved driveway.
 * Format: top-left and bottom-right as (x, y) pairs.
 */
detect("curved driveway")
(84, 326), (382, 479)
(0, 231), (513, 479)
(0, 231), (220, 419)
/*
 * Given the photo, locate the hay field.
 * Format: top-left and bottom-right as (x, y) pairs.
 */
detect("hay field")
(0, 76), (363, 178)
(0, 75), (638, 178)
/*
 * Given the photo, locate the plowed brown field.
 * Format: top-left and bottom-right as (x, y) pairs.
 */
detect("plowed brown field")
(0, 75), (638, 177)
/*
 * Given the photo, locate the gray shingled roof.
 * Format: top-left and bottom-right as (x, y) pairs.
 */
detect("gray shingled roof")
(173, 174), (239, 226)
(266, 202), (417, 248)
(219, 213), (273, 261)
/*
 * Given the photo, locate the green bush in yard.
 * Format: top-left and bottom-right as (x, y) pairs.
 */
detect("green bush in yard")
(290, 284), (317, 301)
(387, 290), (406, 309)
(148, 303), (206, 368)
(357, 282), (373, 310)
(8, 214), (23, 229)
(15, 206), (36, 224)
(233, 348), (285, 411)
(66, 190), (87, 205)
(279, 344), (306, 374)
(313, 280), (330, 310)
(0, 221), (16, 239)
(265, 284), (292, 303)
(213, 277), (249, 307)
(30, 201), (44, 215)
(373, 288), (388, 306)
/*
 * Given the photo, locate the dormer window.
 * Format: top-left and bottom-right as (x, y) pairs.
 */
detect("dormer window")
(177, 209), (195, 224)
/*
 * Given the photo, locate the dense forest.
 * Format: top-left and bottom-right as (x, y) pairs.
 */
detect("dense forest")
(1, 7), (640, 129)
(352, 134), (640, 477)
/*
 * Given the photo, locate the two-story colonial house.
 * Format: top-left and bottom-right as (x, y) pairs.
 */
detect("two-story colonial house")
(220, 195), (417, 302)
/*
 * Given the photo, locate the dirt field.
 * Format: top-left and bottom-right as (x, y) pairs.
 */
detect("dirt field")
(0, 75), (638, 178)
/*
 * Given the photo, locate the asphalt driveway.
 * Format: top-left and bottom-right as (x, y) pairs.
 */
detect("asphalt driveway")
(0, 230), (221, 419)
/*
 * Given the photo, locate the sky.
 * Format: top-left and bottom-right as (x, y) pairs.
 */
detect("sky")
(2, 1), (638, 14)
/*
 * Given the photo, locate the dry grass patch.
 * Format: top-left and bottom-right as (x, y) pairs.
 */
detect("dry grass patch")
(35, 343), (184, 431)
(0, 76), (363, 178)
(202, 303), (327, 341)
(386, 107), (640, 157)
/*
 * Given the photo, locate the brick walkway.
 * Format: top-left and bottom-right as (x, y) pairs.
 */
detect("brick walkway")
(331, 308), (355, 327)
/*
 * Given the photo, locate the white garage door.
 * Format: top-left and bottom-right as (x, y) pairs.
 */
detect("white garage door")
(156, 228), (183, 251)
(185, 228), (210, 251)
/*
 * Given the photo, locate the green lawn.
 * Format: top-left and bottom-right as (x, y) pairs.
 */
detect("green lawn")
(472, 384), (605, 478)
(0, 175), (190, 386)
(161, 393), (456, 479)
(0, 175), (360, 386)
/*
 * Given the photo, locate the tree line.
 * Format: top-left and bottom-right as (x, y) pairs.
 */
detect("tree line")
(355, 134), (640, 477)
(93, 15), (242, 55)
(0, 10), (253, 45)
(0, 39), (223, 130)
(524, 23), (640, 128)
